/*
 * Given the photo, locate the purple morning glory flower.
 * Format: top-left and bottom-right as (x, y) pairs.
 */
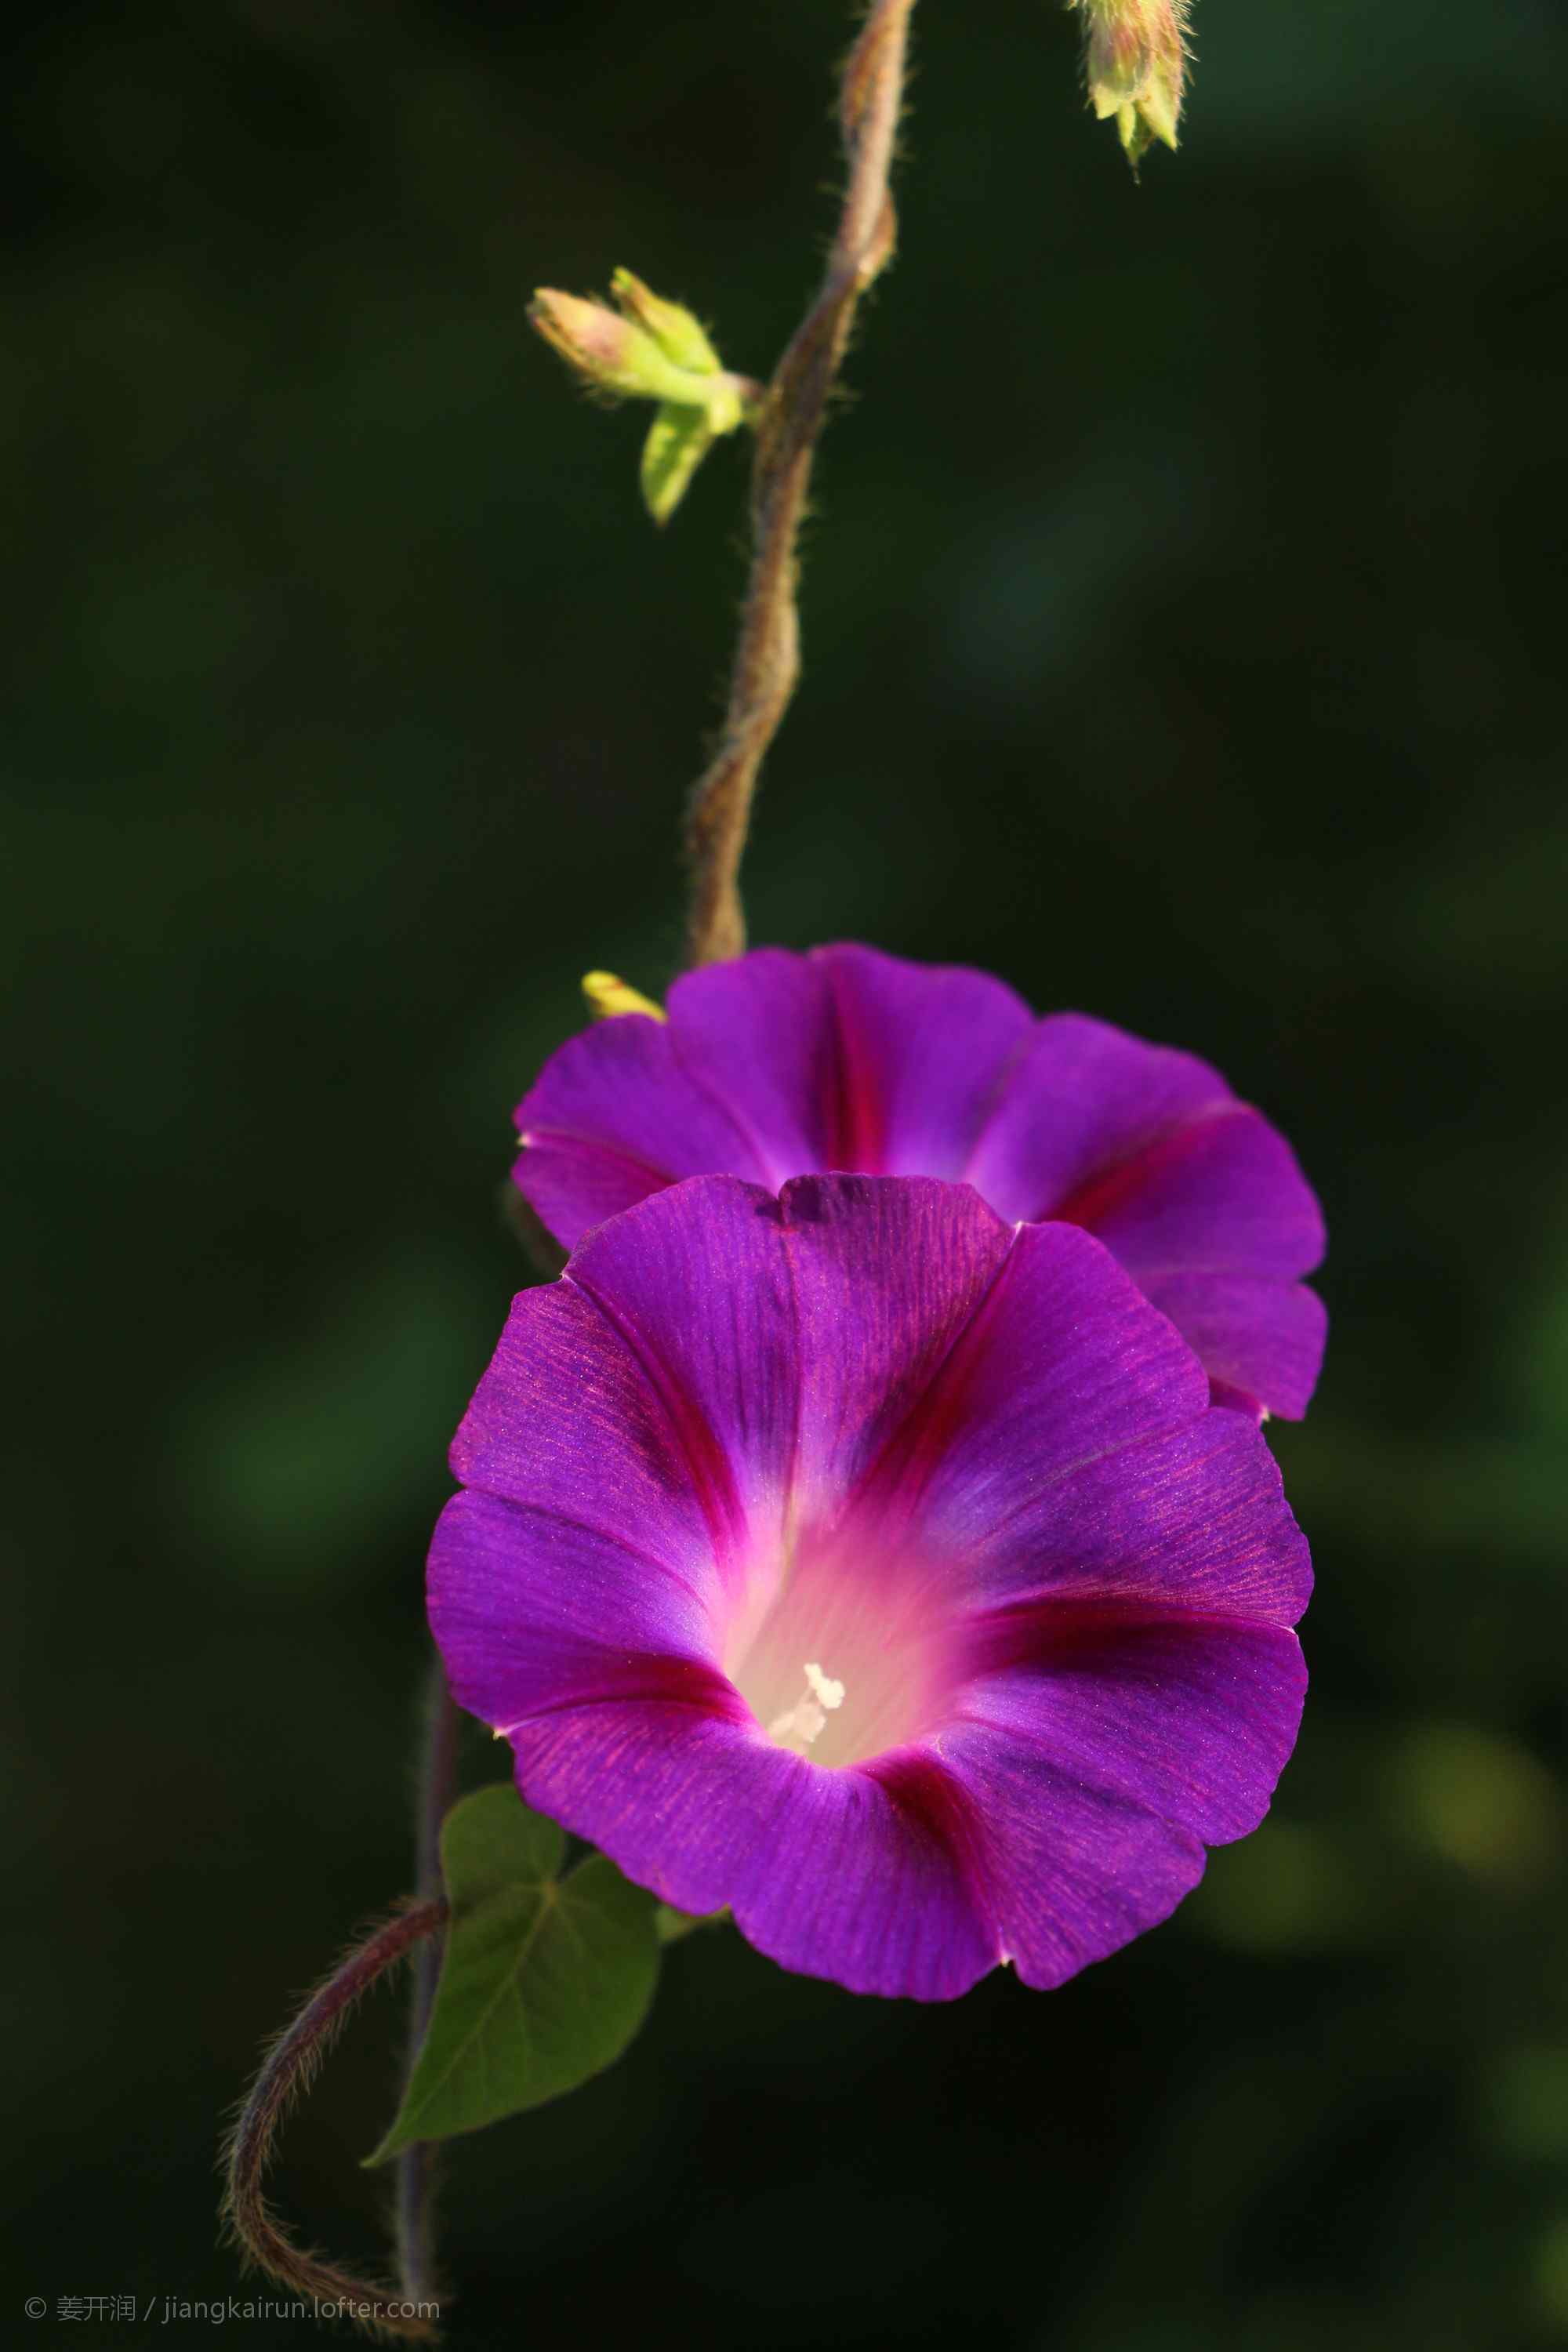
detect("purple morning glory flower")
(430, 1174), (1310, 2001)
(513, 946), (1326, 1421)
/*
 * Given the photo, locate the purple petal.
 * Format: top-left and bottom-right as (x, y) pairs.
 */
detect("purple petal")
(659, 949), (842, 1181)
(446, 1280), (731, 1585)
(778, 1173), (1018, 1512)
(943, 1384), (1314, 1621)
(430, 1490), (735, 1727)
(514, 959), (1324, 1417)
(1143, 1272), (1329, 1422)
(964, 1014), (1326, 1416)
(437, 1174), (1026, 1715)
(964, 1014), (1231, 1218)
(558, 1177), (800, 1577)
(514, 1011), (768, 1247)
(967, 1613), (1308, 1848)
(842, 1218), (1209, 1563)
(514, 946), (1035, 1247)
(922, 1609), (1306, 1988)
(812, 944), (1036, 1174)
(503, 1697), (999, 1999)
(1065, 1105), (1325, 1283)
(666, 946), (1035, 1181)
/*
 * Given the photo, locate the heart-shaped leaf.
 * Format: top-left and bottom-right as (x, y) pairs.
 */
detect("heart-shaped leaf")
(366, 1785), (660, 2161)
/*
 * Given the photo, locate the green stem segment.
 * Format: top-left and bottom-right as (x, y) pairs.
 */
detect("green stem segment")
(682, 0), (920, 968)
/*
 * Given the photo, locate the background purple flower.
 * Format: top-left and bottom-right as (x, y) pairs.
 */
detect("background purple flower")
(514, 945), (1327, 1419)
(430, 1174), (1311, 2001)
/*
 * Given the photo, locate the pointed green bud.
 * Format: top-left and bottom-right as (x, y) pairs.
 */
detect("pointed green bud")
(610, 270), (723, 376)
(529, 289), (716, 406)
(1074, 0), (1189, 171)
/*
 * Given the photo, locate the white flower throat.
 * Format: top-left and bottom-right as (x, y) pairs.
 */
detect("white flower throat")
(724, 1526), (949, 1769)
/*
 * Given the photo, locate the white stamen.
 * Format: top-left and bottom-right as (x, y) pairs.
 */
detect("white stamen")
(767, 1661), (846, 1751)
(804, 1661), (845, 1711)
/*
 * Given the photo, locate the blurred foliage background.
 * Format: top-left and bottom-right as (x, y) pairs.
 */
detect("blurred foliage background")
(5, 0), (1567, 2344)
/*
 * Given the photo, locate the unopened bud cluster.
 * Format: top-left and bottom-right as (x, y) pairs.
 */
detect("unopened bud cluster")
(1074, 0), (1189, 169)
(528, 270), (761, 523)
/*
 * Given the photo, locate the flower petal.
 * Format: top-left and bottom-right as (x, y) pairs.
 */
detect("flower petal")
(664, 945), (1035, 1178)
(964, 1013), (1232, 1219)
(951, 1386), (1313, 1624)
(514, 962), (1324, 1420)
(777, 1172), (1018, 1512)
(1069, 1103), (1326, 1283)
(559, 1177), (800, 1577)
(502, 1696), (999, 1999)
(808, 944), (1036, 1175)
(430, 1490), (735, 1728)
(964, 1014), (1325, 1414)
(514, 1011), (768, 1247)
(1142, 1270), (1328, 1421)
(928, 1611), (1307, 1988)
(561, 1172), (1031, 1599)
(514, 946), (1036, 1248)
(659, 949), (842, 1181)
(842, 1218), (1209, 1566)
(447, 1280), (730, 1584)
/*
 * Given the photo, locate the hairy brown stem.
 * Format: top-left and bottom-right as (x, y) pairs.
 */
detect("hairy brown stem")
(223, 1900), (448, 2344)
(682, 0), (919, 967)
(394, 1658), (461, 2305)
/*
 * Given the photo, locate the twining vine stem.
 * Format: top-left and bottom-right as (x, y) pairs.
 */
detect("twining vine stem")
(683, 0), (919, 967)
(223, 1900), (448, 2344)
(394, 1660), (462, 2305)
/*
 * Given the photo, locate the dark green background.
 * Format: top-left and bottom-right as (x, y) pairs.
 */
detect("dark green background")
(7, 1), (1566, 2344)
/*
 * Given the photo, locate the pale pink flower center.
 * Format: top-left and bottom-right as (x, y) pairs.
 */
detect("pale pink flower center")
(722, 1524), (955, 1769)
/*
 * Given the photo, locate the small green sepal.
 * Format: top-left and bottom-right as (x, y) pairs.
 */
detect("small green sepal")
(655, 1901), (730, 1944)
(641, 405), (719, 527)
(610, 269), (723, 375)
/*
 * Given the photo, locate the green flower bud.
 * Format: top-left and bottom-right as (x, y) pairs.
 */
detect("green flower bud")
(1074, 0), (1189, 170)
(528, 289), (712, 406)
(529, 273), (763, 524)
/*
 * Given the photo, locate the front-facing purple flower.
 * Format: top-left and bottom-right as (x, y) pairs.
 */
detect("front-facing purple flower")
(430, 1174), (1310, 2001)
(513, 945), (1327, 1421)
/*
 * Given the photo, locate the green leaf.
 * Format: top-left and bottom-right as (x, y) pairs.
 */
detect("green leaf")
(640, 403), (718, 526)
(365, 1786), (660, 2161)
(655, 1900), (729, 1944)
